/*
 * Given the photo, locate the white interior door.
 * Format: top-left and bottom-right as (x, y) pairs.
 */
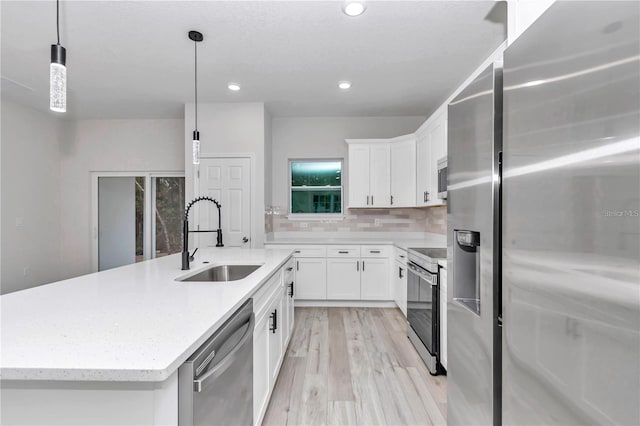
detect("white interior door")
(98, 177), (135, 271)
(198, 158), (251, 248)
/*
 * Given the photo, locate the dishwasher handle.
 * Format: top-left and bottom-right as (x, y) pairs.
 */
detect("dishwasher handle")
(193, 312), (255, 392)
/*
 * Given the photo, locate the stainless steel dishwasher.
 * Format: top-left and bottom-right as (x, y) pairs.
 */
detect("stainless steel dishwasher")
(179, 299), (254, 426)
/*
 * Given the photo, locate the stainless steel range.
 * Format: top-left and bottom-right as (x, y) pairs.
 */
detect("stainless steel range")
(407, 247), (446, 375)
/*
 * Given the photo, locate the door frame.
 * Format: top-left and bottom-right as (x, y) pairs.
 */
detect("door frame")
(90, 171), (184, 272)
(194, 154), (254, 248)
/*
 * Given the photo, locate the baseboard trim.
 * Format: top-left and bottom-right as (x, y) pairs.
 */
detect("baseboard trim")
(295, 300), (398, 308)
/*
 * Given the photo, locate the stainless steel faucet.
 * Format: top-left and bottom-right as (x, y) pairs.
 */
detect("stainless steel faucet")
(182, 196), (223, 270)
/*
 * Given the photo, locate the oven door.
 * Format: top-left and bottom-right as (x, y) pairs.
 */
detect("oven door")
(407, 263), (439, 357)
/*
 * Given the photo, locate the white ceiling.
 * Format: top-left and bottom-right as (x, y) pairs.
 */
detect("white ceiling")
(1, 1), (506, 119)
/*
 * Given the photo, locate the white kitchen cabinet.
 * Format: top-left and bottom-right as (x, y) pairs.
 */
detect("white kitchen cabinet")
(346, 141), (391, 208)
(391, 136), (416, 207)
(416, 129), (431, 206)
(327, 258), (361, 300)
(394, 260), (408, 316)
(253, 311), (270, 425)
(294, 258), (327, 300)
(361, 257), (390, 300)
(370, 144), (391, 207)
(268, 294), (284, 384)
(428, 113), (447, 207)
(347, 144), (371, 208)
(282, 268), (295, 346)
(415, 111), (447, 207)
(439, 265), (448, 369)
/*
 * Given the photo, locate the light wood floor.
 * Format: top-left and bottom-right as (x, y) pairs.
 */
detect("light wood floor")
(262, 307), (447, 426)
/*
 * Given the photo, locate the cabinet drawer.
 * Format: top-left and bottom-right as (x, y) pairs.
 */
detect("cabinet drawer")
(264, 245), (326, 258)
(361, 246), (390, 258)
(394, 247), (408, 265)
(326, 246), (361, 258)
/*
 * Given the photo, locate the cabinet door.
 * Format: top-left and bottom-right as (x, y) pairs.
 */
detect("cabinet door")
(391, 138), (416, 207)
(282, 283), (291, 346)
(399, 263), (408, 317)
(287, 279), (295, 342)
(348, 144), (370, 208)
(369, 143), (391, 207)
(327, 258), (361, 300)
(393, 261), (402, 308)
(268, 295), (284, 384)
(439, 267), (448, 369)
(361, 257), (390, 300)
(416, 132), (430, 206)
(428, 114), (446, 206)
(253, 313), (270, 425)
(295, 258), (327, 300)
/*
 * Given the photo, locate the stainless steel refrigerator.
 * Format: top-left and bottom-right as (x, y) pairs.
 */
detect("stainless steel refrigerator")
(447, 1), (640, 425)
(501, 1), (639, 425)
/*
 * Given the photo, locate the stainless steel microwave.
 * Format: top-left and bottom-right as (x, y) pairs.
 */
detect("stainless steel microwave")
(437, 156), (447, 199)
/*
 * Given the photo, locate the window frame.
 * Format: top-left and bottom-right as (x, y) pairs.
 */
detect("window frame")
(288, 158), (345, 220)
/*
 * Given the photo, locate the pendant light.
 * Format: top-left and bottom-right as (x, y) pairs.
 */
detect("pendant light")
(189, 30), (204, 165)
(50, 0), (66, 113)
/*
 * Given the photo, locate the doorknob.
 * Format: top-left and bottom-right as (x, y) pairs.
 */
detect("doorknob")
(242, 237), (249, 243)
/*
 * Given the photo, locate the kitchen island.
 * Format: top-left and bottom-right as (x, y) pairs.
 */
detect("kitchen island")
(0, 247), (294, 426)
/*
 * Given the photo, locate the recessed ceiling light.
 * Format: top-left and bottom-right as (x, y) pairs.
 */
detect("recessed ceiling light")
(338, 81), (352, 90)
(343, 1), (366, 17)
(228, 83), (241, 91)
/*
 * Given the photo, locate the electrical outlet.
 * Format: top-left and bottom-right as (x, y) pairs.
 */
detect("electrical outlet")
(374, 218), (381, 226)
(299, 222), (308, 228)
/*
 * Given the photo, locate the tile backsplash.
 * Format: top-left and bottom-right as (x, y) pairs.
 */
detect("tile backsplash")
(265, 206), (446, 235)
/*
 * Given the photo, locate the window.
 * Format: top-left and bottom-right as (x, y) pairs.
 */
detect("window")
(289, 160), (343, 216)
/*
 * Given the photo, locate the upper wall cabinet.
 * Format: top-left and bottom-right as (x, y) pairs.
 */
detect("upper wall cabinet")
(416, 111), (447, 207)
(346, 135), (416, 208)
(390, 135), (417, 207)
(346, 141), (391, 208)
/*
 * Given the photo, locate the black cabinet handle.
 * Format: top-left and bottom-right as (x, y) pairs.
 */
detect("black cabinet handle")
(270, 309), (278, 333)
(286, 267), (293, 272)
(338, 251), (349, 254)
(399, 267), (404, 279)
(357, 261), (359, 271)
(370, 250), (381, 254)
(362, 260), (365, 271)
(296, 261), (299, 271)
(288, 281), (294, 298)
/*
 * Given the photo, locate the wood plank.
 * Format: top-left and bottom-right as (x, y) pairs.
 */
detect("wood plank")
(327, 308), (354, 401)
(407, 367), (447, 426)
(394, 366), (434, 426)
(288, 307), (312, 357)
(370, 351), (418, 426)
(299, 374), (328, 426)
(262, 356), (305, 426)
(306, 308), (329, 375)
(327, 401), (358, 426)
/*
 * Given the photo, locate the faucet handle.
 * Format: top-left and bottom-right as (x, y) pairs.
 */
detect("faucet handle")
(189, 247), (199, 261)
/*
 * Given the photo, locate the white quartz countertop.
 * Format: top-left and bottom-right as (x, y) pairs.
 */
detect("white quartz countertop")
(0, 248), (293, 382)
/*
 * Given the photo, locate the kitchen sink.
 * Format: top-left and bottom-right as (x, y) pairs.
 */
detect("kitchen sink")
(177, 264), (262, 282)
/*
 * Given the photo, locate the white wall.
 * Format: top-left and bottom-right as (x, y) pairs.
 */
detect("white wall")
(184, 103), (267, 247)
(59, 119), (184, 279)
(270, 116), (425, 208)
(1, 100), (64, 294)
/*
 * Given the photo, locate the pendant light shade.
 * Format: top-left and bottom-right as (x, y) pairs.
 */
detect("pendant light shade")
(50, 0), (66, 113)
(189, 30), (204, 165)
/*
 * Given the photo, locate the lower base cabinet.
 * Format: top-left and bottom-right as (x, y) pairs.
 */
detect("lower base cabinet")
(295, 258), (327, 300)
(361, 257), (390, 300)
(327, 258), (361, 299)
(394, 261), (408, 316)
(253, 258), (295, 426)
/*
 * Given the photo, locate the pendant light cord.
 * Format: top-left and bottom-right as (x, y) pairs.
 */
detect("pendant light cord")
(194, 39), (198, 131)
(56, 0), (60, 45)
